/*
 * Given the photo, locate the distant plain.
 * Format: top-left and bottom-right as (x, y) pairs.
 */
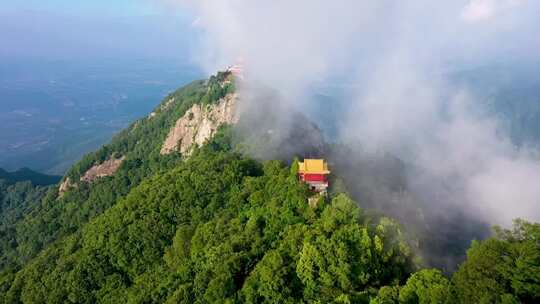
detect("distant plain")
(0, 58), (201, 174)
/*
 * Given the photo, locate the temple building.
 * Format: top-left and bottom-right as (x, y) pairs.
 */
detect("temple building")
(227, 57), (245, 79)
(298, 159), (330, 193)
(228, 64), (243, 77)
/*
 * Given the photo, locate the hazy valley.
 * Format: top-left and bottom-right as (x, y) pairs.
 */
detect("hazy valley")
(0, 58), (201, 174)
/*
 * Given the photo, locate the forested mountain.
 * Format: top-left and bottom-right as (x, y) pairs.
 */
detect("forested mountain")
(0, 169), (60, 280)
(0, 168), (58, 226)
(0, 168), (60, 186)
(0, 71), (235, 273)
(0, 71), (538, 303)
(452, 64), (540, 146)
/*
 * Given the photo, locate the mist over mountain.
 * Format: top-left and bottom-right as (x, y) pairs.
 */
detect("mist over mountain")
(0, 70), (537, 303)
(1, 1), (539, 303)
(178, 0), (540, 227)
(451, 63), (540, 145)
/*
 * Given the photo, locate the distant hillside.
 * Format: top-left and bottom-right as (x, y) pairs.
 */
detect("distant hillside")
(452, 64), (540, 145)
(0, 168), (60, 186)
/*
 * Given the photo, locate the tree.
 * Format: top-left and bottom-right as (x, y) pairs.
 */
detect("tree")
(399, 269), (449, 304)
(371, 286), (399, 304)
(451, 219), (539, 304)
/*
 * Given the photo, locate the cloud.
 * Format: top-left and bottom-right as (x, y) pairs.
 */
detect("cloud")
(412, 92), (540, 225)
(461, 0), (525, 22)
(190, 16), (201, 27)
(166, 0), (540, 227)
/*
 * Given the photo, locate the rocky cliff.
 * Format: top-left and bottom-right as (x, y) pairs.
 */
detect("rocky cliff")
(80, 156), (125, 183)
(160, 93), (239, 156)
(58, 156), (125, 196)
(58, 177), (74, 197)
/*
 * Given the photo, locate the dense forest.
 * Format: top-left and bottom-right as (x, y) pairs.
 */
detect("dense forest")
(0, 72), (538, 303)
(0, 170), (60, 270)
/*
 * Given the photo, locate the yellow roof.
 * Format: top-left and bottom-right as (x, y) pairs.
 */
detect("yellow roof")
(298, 159), (330, 174)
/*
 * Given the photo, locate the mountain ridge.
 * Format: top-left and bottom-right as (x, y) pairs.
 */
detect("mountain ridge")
(0, 168), (60, 187)
(0, 71), (234, 273)
(0, 71), (538, 303)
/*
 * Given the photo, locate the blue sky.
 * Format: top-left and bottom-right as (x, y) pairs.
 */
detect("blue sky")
(0, 1), (196, 62)
(2, 0), (160, 16)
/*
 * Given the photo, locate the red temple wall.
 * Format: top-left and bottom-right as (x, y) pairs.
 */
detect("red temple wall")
(300, 173), (328, 182)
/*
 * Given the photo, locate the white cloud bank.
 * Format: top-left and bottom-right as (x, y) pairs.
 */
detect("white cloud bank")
(461, 0), (525, 22)
(166, 0), (540, 226)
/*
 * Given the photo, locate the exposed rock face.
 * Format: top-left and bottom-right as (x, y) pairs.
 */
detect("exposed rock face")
(58, 177), (75, 197)
(161, 93), (239, 156)
(80, 156), (125, 183)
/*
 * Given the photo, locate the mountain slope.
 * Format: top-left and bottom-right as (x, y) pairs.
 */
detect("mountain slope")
(0, 173), (57, 276)
(1, 70), (538, 303)
(0, 71), (235, 272)
(3, 145), (414, 303)
(3, 132), (538, 303)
